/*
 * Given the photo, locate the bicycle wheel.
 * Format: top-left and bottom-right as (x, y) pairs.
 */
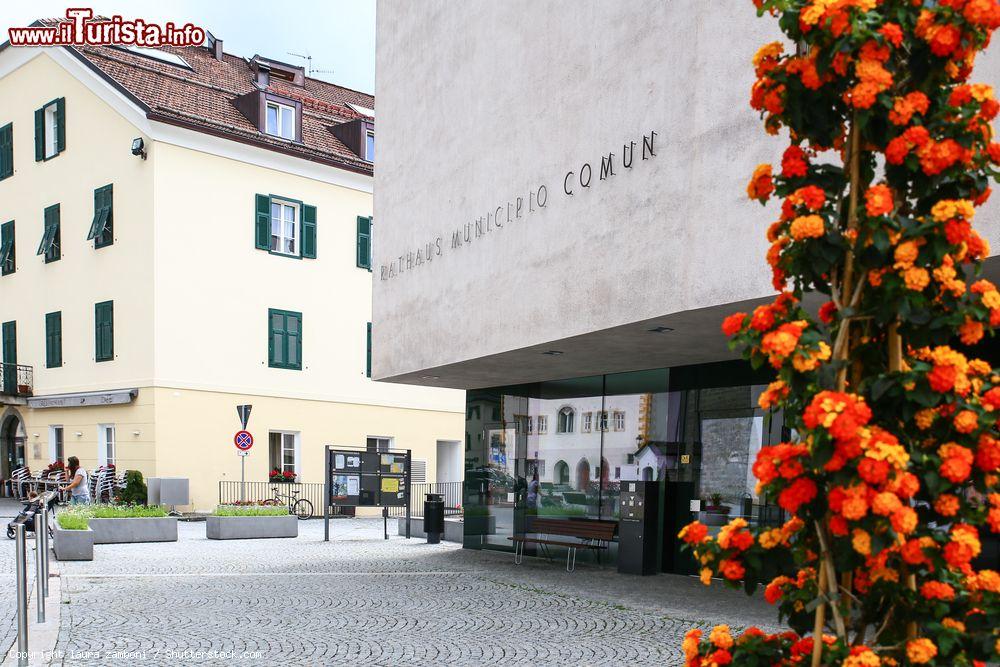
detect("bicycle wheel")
(260, 499), (280, 506)
(293, 499), (313, 520)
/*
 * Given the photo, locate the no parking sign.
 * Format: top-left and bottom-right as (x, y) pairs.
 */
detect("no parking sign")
(234, 430), (253, 451)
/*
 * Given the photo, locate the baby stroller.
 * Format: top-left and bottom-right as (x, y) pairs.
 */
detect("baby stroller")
(6, 497), (42, 539)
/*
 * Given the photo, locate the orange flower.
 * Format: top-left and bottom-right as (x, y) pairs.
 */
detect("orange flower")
(906, 638), (938, 664)
(778, 477), (817, 514)
(879, 22), (903, 47)
(915, 408), (937, 430)
(953, 409), (978, 433)
(709, 625), (733, 650)
(679, 521), (709, 545)
(864, 184), (894, 217)
(758, 380), (789, 409)
(903, 266), (930, 291)
(943, 524), (981, 568)
(920, 581), (955, 601)
(719, 559), (745, 581)
(891, 506), (918, 535)
(721, 312), (746, 336)
(790, 215), (825, 240)
(781, 145), (809, 178)
(938, 442), (974, 483)
(747, 164), (775, 203)
(929, 23), (962, 57)
(788, 185), (826, 211)
(959, 318), (985, 345)
(851, 529), (871, 555)
(934, 494), (960, 517)
(683, 629), (702, 662)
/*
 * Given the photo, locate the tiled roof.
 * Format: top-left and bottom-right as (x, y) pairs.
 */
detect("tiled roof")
(33, 19), (374, 176)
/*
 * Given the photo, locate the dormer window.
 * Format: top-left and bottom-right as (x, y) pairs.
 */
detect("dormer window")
(266, 101), (295, 140)
(365, 130), (375, 162)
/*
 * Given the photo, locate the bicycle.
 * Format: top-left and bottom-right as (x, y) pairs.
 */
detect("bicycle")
(262, 487), (314, 520)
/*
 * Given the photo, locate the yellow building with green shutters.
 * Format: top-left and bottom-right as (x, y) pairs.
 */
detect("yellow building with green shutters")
(0, 27), (464, 511)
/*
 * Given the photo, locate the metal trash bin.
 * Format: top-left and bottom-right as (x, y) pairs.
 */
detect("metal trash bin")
(424, 493), (445, 544)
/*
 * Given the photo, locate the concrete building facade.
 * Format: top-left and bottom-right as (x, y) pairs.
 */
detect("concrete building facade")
(373, 1), (1000, 566)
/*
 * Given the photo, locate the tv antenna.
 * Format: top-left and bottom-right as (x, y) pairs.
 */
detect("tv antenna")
(287, 51), (335, 78)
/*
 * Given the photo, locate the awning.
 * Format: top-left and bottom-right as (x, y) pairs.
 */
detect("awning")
(27, 388), (138, 409)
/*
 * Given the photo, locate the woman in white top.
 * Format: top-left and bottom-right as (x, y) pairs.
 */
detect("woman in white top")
(60, 456), (90, 504)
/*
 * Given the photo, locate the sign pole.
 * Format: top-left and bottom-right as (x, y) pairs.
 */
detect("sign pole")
(240, 455), (245, 504)
(323, 446), (330, 542)
(405, 449), (412, 540)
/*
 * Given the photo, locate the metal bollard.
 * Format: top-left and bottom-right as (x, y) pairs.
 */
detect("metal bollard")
(41, 503), (50, 597)
(35, 512), (45, 623)
(15, 523), (28, 666)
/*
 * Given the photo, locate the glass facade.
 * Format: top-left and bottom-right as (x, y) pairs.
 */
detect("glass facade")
(463, 361), (786, 572)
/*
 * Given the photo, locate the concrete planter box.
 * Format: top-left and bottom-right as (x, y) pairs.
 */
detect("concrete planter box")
(206, 515), (298, 540)
(396, 516), (483, 543)
(89, 517), (178, 544)
(53, 523), (94, 561)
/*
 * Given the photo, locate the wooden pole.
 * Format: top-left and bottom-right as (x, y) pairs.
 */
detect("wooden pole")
(811, 561), (828, 667)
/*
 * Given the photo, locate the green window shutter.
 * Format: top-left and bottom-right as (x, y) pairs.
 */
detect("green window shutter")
(300, 204), (317, 258)
(1, 320), (15, 366)
(45, 311), (62, 368)
(54, 98), (65, 154)
(88, 184), (113, 248)
(0, 123), (12, 179)
(255, 194), (271, 250)
(366, 322), (372, 378)
(0, 220), (14, 276)
(34, 108), (44, 161)
(95, 301), (114, 362)
(356, 216), (371, 270)
(38, 204), (60, 262)
(268, 308), (301, 370)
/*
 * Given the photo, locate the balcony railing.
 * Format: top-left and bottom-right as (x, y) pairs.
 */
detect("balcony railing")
(0, 363), (32, 397)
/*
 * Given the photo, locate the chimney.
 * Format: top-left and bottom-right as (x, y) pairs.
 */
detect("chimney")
(206, 31), (223, 61)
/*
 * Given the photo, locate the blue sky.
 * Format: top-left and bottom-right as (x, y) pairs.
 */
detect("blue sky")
(0, 0), (376, 93)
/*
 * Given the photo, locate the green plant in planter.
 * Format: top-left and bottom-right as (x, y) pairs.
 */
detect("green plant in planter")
(89, 504), (167, 519)
(118, 470), (148, 505)
(213, 505), (289, 516)
(56, 507), (90, 530)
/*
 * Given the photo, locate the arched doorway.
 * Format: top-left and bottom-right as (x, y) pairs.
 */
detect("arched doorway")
(642, 466), (654, 481)
(554, 460), (569, 485)
(600, 457), (610, 485)
(575, 458), (590, 491)
(0, 411), (26, 481)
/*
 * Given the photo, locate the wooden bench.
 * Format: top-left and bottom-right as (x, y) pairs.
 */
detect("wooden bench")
(509, 517), (618, 572)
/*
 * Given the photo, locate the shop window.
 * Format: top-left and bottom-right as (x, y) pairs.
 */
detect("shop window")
(556, 407), (575, 434)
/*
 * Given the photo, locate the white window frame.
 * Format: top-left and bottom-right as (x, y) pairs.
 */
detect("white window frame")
(265, 101), (296, 140)
(97, 424), (116, 467)
(582, 412), (592, 433)
(365, 130), (375, 162)
(526, 417), (533, 435)
(557, 407), (575, 434)
(44, 102), (58, 158)
(537, 415), (548, 435)
(613, 410), (626, 432)
(269, 198), (299, 256)
(48, 425), (64, 463)
(269, 430), (300, 476)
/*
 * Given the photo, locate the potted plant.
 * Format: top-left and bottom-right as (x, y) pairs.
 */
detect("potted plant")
(206, 505), (297, 540)
(699, 492), (731, 526)
(86, 504), (178, 544)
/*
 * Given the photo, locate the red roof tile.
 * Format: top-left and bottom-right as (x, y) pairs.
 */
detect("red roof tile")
(31, 19), (374, 176)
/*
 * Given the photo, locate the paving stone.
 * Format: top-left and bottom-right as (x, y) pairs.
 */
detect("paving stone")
(0, 502), (778, 666)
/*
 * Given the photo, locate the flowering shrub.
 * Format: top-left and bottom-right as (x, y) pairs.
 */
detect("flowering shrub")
(683, 1), (1000, 664)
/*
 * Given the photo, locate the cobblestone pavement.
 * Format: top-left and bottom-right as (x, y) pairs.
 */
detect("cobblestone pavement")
(0, 507), (778, 666)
